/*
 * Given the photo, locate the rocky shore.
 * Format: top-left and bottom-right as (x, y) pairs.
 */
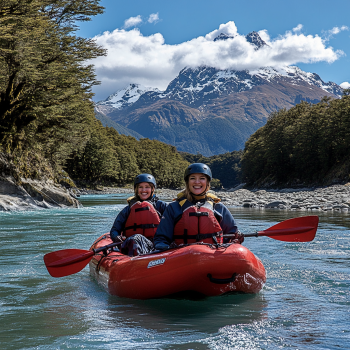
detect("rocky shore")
(79, 183), (350, 212)
(2, 175), (349, 212)
(0, 176), (81, 211)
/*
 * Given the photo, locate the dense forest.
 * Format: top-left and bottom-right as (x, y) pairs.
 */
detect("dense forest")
(241, 91), (350, 187)
(0, 1), (104, 178)
(0, 0), (188, 189)
(65, 120), (188, 188)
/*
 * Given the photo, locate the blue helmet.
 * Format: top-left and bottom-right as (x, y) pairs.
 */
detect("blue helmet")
(184, 163), (212, 181)
(134, 173), (157, 189)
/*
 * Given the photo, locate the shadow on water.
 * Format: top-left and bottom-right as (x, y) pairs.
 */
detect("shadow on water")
(102, 289), (268, 334)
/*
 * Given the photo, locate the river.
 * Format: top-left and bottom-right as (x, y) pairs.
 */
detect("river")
(0, 194), (349, 349)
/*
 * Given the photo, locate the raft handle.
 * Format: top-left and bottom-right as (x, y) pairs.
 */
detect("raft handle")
(207, 273), (237, 284)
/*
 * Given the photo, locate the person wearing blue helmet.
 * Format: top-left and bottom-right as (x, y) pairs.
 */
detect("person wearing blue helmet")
(110, 173), (168, 255)
(153, 163), (243, 250)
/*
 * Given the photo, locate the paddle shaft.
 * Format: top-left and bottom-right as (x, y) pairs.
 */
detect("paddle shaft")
(93, 241), (122, 254)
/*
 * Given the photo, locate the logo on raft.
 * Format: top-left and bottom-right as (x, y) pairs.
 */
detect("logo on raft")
(147, 258), (166, 268)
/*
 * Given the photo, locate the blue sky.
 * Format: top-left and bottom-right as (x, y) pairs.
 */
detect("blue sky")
(77, 0), (350, 101)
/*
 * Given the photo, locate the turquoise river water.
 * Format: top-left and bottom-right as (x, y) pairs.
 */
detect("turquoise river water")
(0, 193), (349, 349)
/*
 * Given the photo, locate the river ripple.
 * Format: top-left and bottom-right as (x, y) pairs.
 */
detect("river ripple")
(0, 194), (349, 349)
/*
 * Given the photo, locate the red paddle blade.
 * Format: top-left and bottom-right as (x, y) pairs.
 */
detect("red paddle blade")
(44, 249), (94, 278)
(258, 215), (319, 242)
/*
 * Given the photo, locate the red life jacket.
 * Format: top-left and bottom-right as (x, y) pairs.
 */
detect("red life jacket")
(123, 201), (161, 240)
(173, 199), (223, 245)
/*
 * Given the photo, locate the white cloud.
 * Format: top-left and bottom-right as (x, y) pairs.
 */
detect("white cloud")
(340, 82), (350, 89)
(330, 25), (348, 35)
(124, 15), (142, 29)
(148, 13), (159, 24)
(293, 24), (303, 32)
(205, 22), (238, 40)
(323, 25), (349, 40)
(91, 21), (345, 100)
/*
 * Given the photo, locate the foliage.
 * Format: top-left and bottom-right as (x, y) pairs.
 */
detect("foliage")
(242, 91), (350, 186)
(0, 0), (105, 171)
(65, 120), (190, 188)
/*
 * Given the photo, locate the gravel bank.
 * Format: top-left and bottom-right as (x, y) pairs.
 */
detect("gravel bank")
(78, 183), (350, 212)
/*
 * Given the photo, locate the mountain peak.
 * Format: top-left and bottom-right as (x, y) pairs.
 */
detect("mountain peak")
(245, 31), (267, 49)
(96, 83), (161, 111)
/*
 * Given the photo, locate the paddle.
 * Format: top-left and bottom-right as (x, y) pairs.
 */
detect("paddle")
(224, 215), (319, 242)
(44, 215), (318, 278)
(44, 241), (122, 278)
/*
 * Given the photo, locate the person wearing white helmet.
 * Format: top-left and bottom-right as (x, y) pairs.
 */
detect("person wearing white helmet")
(153, 163), (242, 250)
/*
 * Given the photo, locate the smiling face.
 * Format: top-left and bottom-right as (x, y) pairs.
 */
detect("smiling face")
(188, 173), (209, 195)
(137, 182), (153, 200)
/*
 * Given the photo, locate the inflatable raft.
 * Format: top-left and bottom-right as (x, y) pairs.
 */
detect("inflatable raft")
(89, 234), (266, 299)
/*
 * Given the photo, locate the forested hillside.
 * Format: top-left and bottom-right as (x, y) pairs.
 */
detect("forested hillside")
(0, 1), (105, 179)
(65, 120), (188, 188)
(0, 1), (188, 189)
(242, 90), (350, 187)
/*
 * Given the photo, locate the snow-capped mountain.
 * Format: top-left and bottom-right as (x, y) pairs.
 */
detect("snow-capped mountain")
(157, 64), (343, 107)
(95, 31), (343, 156)
(95, 83), (160, 115)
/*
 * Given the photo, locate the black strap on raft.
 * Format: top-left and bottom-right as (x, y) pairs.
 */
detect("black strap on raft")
(124, 223), (159, 232)
(207, 273), (237, 284)
(183, 229), (188, 244)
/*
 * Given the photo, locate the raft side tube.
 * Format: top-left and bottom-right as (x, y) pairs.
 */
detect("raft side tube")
(89, 235), (266, 299)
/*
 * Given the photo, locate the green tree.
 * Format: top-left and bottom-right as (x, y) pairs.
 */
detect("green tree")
(0, 0), (105, 159)
(242, 92), (350, 187)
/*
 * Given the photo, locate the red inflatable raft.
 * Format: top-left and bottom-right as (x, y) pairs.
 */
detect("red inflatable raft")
(89, 234), (266, 299)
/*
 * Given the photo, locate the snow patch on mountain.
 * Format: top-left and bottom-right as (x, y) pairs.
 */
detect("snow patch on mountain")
(96, 83), (161, 109)
(251, 66), (342, 95)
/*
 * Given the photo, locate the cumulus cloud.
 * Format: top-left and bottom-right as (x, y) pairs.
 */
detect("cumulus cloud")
(148, 13), (159, 24)
(91, 21), (345, 100)
(340, 82), (350, 89)
(205, 21), (238, 40)
(124, 15), (142, 29)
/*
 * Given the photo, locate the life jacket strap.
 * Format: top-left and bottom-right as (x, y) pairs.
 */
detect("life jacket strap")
(173, 231), (223, 242)
(124, 223), (159, 231)
(135, 206), (150, 212)
(188, 212), (209, 217)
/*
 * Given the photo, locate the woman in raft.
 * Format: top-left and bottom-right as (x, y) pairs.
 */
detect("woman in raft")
(153, 163), (243, 250)
(110, 173), (168, 256)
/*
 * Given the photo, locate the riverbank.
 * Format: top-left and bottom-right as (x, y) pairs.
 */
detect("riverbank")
(0, 176), (81, 211)
(2, 179), (349, 212)
(79, 183), (350, 212)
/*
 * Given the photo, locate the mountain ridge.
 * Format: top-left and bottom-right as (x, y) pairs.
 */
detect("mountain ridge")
(95, 31), (343, 156)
